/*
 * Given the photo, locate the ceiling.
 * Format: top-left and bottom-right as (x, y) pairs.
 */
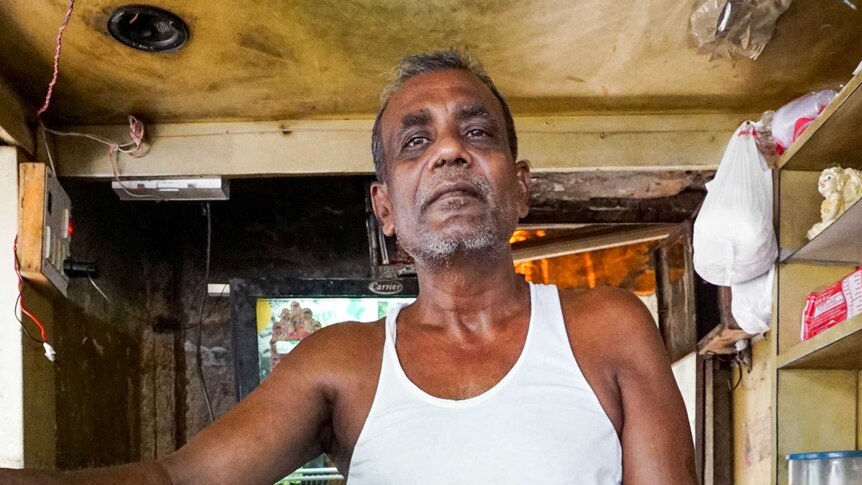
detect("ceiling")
(1, 0), (860, 125)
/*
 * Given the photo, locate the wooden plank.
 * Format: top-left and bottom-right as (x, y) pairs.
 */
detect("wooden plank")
(732, 334), (775, 485)
(654, 223), (698, 363)
(524, 189), (705, 225)
(17, 162), (45, 278)
(777, 314), (862, 369)
(778, 73), (862, 172)
(51, 114), (745, 177)
(0, 76), (34, 156)
(699, 323), (751, 356)
(858, 371), (862, 449)
(511, 224), (674, 263)
(776, 369), (857, 485)
(708, 358), (734, 485)
(784, 197), (862, 264)
(776, 262), (856, 355)
(698, 286), (751, 355)
(778, 170), (822, 253)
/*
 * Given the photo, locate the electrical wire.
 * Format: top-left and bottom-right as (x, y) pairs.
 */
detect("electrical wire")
(13, 237), (55, 361)
(12, 237), (48, 343)
(32, 3), (151, 199)
(87, 272), (112, 305)
(85, 271), (153, 324)
(44, 116), (145, 154)
(196, 202), (215, 424)
(38, 120), (59, 177)
(43, 117), (156, 199)
(14, 294), (42, 344)
(182, 284), (228, 331)
(36, 0), (75, 117)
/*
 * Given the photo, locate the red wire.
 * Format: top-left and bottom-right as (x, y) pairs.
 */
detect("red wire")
(37, 0), (75, 117)
(12, 237), (48, 343)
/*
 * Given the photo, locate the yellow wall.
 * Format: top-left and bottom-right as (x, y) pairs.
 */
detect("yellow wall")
(733, 335), (774, 485)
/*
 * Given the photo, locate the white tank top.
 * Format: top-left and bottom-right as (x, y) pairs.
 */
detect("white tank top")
(347, 283), (622, 484)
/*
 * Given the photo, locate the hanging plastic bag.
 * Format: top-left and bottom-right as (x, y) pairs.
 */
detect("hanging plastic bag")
(731, 265), (774, 334)
(689, 0), (793, 62)
(693, 121), (777, 286)
(771, 89), (838, 154)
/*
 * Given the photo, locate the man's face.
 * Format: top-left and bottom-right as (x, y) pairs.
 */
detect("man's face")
(371, 69), (530, 269)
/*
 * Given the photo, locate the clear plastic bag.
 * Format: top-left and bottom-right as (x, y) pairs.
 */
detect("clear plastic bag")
(689, 0), (793, 61)
(693, 121), (778, 286)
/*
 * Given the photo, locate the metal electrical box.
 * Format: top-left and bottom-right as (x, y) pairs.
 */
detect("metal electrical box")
(18, 162), (71, 296)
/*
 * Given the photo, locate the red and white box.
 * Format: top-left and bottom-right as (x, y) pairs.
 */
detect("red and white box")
(801, 268), (862, 341)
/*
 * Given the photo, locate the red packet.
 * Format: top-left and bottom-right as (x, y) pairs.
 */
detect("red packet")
(801, 268), (862, 340)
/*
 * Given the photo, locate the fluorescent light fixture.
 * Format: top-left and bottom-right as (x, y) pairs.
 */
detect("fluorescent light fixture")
(112, 177), (230, 201)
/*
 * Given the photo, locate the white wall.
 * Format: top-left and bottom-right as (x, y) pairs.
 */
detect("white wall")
(0, 146), (23, 467)
(672, 352), (698, 441)
(640, 294), (697, 441)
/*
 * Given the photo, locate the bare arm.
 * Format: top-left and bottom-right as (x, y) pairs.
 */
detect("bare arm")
(604, 289), (698, 485)
(1, 326), (338, 485)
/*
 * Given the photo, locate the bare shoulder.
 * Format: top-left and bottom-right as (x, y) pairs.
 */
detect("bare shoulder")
(279, 320), (386, 378)
(557, 288), (696, 483)
(160, 320), (387, 485)
(558, 286), (656, 333)
(557, 286), (665, 369)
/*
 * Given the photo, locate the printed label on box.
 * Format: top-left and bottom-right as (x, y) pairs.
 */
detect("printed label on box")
(802, 268), (862, 340)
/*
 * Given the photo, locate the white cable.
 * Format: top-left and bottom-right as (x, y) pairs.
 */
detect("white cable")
(38, 120), (59, 177)
(88, 272), (112, 304)
(196, 203), (215, 424)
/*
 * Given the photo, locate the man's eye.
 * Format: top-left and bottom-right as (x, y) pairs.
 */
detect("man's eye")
(466, 128), (488, 138)
(405, 136), (428, 148)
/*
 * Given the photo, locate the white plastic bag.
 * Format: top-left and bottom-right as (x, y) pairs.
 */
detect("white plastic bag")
(772, 90), (837, 153)
(731, 265), (774, 335)
(693, 121), (777, 286)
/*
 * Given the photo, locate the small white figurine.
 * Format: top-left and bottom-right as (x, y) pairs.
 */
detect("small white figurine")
(807, 166), (862, 240)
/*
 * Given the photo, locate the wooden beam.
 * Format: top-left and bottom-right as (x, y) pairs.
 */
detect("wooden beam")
(0, 76), (34, 156)
(703, 357), (734, 485)
(511, 224), (676, 263)
(52, 114), (750, 178)
(523, 189), (706, 225)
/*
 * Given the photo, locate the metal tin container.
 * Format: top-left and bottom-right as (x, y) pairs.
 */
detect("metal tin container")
(786, 451), (862, 485)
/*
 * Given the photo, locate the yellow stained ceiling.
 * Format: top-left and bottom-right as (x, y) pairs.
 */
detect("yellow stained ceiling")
(0, 0), (860, 124)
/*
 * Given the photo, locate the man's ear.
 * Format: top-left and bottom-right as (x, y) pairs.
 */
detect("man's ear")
(514, 160), (532, 218)
(370, 181), (396, 236)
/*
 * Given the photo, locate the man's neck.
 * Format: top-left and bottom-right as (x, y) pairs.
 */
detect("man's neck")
(404, 249), (531, 342)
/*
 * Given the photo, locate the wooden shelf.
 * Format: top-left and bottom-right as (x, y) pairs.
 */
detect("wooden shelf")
(781, 199), (862, 264)
(773, 62), (862, 485)
(778, 72), (862, 172)
(777, 314), (862, 369)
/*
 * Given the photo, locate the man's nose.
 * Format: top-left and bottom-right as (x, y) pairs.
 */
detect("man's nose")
(431, 130), (471, 169)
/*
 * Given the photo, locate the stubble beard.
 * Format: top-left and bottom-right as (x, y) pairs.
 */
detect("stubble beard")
(396, 171), (514, 272)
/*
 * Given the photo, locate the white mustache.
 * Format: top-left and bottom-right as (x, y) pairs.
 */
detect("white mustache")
(416, 171), (492, 211)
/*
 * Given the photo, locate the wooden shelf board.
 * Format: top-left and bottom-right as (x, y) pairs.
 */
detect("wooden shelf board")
(777, 314), (862, 369)
(778, 72), (862, 172)
(781, 199), (862, 264)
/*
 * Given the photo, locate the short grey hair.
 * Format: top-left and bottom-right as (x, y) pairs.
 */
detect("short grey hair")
(371, 51), (518, 181)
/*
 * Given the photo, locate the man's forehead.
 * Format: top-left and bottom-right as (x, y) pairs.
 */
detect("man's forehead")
(381, 70), (504, 131)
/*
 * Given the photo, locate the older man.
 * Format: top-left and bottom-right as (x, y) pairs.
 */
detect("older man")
(2, 51), (696, 485)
